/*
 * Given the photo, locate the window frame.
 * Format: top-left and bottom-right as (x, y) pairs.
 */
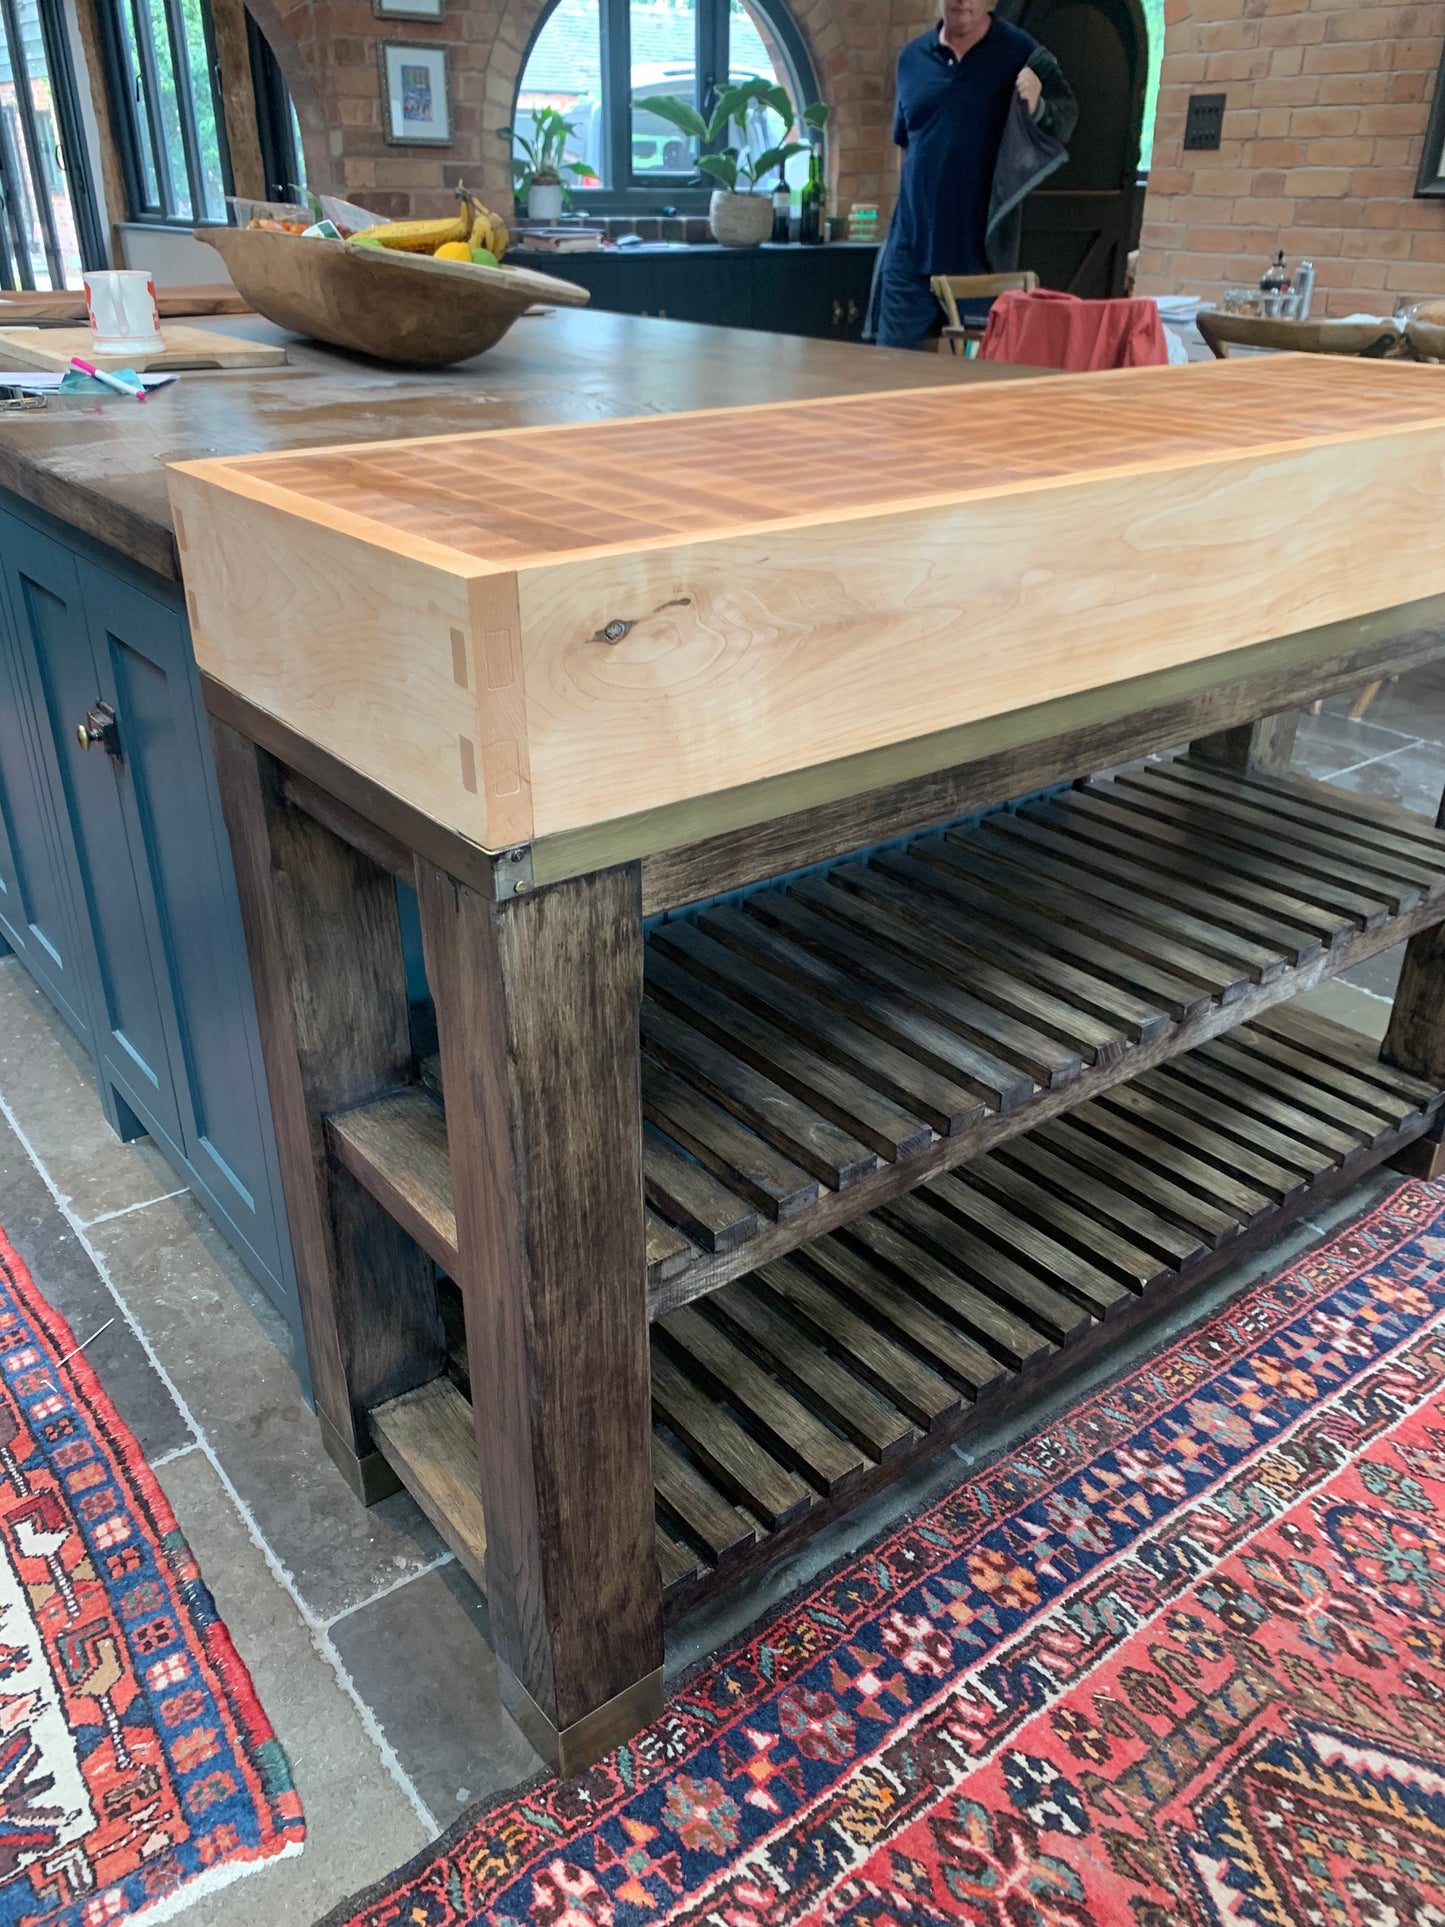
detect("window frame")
(247, 10), (302, 204)
(514, 0), (820, 215)
(0, 0), (105, 287)
(94, 0), (234, 226)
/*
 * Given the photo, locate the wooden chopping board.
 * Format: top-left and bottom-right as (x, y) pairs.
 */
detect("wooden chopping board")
(0, 324), (286, 373)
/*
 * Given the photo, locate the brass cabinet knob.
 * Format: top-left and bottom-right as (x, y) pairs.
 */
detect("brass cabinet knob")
(76, 701), (120, 759)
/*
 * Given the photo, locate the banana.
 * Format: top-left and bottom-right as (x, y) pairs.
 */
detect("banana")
(488, 216), (509, 260)
(364, 188), (476, 254)
(468, 208), (492, 251)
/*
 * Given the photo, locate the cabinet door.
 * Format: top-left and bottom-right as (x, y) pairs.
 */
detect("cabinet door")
(759, 248), (835, 339)
(0, 524), (181, 1132)
(78, 559), (290, 1294)
(0, 578), (96, 1044)
(831, 249), (877, 341)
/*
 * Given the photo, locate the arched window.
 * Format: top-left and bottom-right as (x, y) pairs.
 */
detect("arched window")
(514, 0), (820, 209)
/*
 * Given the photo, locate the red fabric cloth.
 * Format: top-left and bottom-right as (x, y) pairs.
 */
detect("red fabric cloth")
(980, 287), (1169, 370)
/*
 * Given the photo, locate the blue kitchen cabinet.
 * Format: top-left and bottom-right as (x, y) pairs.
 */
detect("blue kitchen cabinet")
(0, 492), (302, 1361)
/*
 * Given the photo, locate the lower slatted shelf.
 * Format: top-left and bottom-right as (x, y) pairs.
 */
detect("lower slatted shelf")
(370, 1006), (1443, 1616)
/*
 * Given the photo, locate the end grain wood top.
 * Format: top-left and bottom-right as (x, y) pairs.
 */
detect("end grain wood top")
(194, 355), (1445, 568)
(170, 354), (1445, 856)
(0, 309), (1034, 581)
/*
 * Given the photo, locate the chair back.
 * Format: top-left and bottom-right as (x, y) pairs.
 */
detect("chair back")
(930, 271), (1038, 333)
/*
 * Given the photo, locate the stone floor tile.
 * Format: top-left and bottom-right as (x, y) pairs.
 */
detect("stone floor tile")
(0, 962), (178, 1225)
(329, 1561), (544, 1822)
(1340, 941), (1405, 1006)
(154, 1448), (433, 1926)
(1323, 738), (1445, 819)
(88, 1190), (447, 1622)
(1320, 660), (1445, 745)
(1294, 976), (1391, 1041)
(1293, 707), (1418, 780)
(0, 1113), (193, 1462)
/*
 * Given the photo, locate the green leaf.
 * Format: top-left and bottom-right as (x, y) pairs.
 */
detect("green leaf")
(696, 152), (741, 190)
(645, 95), (710, 142)
(765, 84), (793, 125)
(751, 142), (807, 184)
(802, 101), (830, 130)
(564, 160), (595, 177)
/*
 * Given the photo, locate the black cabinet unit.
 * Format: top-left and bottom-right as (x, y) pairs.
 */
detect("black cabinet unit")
(511, 242), (880, 341)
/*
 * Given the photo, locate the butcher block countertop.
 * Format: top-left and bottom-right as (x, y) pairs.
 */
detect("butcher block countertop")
(171, 354), (1445, 871)
(0, 309), (1037, 582)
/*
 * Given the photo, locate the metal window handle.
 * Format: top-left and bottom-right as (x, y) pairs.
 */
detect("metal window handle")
(76, 701), (121, 760)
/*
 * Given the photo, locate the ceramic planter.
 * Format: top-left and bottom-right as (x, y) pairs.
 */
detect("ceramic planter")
(709, 190), (773, 248)
(527, 181), (564, 221)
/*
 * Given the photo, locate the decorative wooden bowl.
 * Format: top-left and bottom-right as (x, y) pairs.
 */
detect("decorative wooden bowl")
(197, 227), (590, 367)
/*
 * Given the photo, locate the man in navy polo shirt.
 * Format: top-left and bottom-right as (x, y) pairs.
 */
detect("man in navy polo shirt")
(878, 0), (1075, 349)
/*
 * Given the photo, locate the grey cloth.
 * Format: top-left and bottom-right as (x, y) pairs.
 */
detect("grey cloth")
(866, 42), (1075, 340)
(984, 45), (1075, 272)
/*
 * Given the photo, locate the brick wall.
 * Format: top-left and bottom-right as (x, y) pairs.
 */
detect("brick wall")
(242, 0), (915, 222)
(1135, 0), (1445, 316)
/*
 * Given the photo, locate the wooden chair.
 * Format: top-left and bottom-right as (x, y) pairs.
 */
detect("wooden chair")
(1407, 316), (1445, 363)
(932, 271), (1038, 355)
(1197, 310), (1401, 361)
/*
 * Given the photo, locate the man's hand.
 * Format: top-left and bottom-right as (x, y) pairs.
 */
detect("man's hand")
(1016, 66), (1043, 115)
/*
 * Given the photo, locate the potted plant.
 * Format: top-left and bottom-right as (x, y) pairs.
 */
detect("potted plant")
(648, 79), (828, 248)
(501, 106), (592, 222)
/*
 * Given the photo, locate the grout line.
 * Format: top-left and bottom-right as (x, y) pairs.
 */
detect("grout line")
(80, 1187), (189, 1229)
(1303, 744), (1421, 784)
(151, 1440), (202, 1469)
(324, 1549), (456, 1631)
(0, 1088), (441, 1842)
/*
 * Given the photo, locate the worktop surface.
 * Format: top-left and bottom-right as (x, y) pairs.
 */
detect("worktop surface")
(0, 309), (1035, 582)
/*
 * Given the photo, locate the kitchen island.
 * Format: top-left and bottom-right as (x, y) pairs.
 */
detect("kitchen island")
(167, 343), (1445, 1776)
(0, 309), (1028, 1364)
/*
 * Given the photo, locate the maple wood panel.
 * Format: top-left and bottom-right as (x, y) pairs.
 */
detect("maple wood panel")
(170, 357), (1445, 853)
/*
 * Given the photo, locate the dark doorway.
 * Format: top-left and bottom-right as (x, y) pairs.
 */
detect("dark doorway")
(997, 0), (1148, 297)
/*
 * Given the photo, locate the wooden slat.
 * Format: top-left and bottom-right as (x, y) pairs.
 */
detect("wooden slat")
(651, 1435), (755, 1563)
(997, 1132), (1205, 1267)
(652, 919), (1003, 1128)
(328, 1087), (457, 1273)
(642, 1056), (819, 1221)
(751, 1259), (965, 1430)
(1089, 1083), (1297, 1210)
(649, 1348), (815, 1529)
(1158, 1053), (1366, 1162)
(1056, 784), (1354, 948)
(968, 817), (1285, 989)
(643, 1000), (877, 1190)
(1243, 766), (1445, 855)
(780, 874), (1134, 1062)
(642, 1126), (762, 1255)
(962, 1152), (1165, 1293)
(708, 1280), (917, 1461)
(1256, 1005), (1441, 1108)
(803, 1232), (1017, 1388)
(1009, 801), (1325, 967)
(655, 1524), (704, 1595)
(372, 1378), (488, 1594)
(1194, 1035), (1393, 1143)
(698, 901), (1050, 1103)
(924, 1170), (1137, 1313)
(1039, 1112), (1250, 1244)
(1218, 1026), (1416, 1126)
(647, 951), (934, 1161)
(646, 1209), (699, 1288)
(658, 1306), (867, 1494)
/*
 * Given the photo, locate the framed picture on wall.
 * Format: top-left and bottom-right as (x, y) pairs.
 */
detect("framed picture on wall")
(380, 43), (451, 145)
(1418, 44), (1445, 195)
(374, 0), (443, 18)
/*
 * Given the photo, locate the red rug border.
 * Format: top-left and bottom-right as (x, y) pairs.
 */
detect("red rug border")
(0, 1223), (306, 1886)
(321, 1175), (1423, 1927)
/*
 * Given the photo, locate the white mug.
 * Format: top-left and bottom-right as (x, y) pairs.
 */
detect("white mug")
(83, 270), (164, 358)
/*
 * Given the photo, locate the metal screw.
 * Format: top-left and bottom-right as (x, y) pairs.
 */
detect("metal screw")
(601, 619), (630, 642)
(508, 847), (526, 862)
(512, 880), (530, 894)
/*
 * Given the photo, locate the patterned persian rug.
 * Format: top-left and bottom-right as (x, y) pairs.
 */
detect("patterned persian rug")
(0, 1228), (302, 1923)
(329, 1179), (1445, 1927)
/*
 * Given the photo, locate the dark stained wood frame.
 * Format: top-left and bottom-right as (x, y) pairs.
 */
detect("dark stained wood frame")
(202, 617), (1445, 1773)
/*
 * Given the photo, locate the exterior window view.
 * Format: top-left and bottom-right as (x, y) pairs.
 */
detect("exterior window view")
(6, 3), (1445, 1926)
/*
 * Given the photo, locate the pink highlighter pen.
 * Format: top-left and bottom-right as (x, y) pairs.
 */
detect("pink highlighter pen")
(70, 357), (146, 402)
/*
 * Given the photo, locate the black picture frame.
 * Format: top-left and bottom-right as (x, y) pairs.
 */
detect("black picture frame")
(1418, 43), (1445, 196)
(380, 42), (452, 147)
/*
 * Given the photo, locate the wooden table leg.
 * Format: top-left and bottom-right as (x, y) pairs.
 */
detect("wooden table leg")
(1384, 784), (1445, 1179)
(416, 860), (663, 1774)
(209, 720), (444, 1500)
(1189, 708), (1299, 773)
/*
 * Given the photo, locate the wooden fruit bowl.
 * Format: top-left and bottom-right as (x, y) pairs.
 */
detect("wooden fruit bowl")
(198, 227), (589, 367)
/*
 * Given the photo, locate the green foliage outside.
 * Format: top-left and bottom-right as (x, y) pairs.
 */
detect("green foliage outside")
(1140, 0), (1165, 170)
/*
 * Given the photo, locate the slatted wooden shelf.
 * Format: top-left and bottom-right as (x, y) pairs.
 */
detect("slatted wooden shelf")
(372, 1006), (1443, 1613)
(330, 758), (1445, 1315)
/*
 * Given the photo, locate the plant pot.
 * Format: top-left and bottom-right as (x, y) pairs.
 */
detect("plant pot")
(527, 181), (564, 221)
(709, 189), (773, 248)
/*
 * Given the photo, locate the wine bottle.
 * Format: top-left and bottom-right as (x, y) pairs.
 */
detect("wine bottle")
(771, 185), (790, 244)
(799, 147), (825, 246)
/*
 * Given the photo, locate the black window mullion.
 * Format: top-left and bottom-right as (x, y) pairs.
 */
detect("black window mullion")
(129, 0), (181, 218)
(0, 0), (64, 285)
(699, 0), (726, 117)
(0, 121), (34, 288)
(158, 0), (205, 220)
(197, 0), (232, 213)
(34, 0), (106, 268)
(600, 0), (629, 194)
